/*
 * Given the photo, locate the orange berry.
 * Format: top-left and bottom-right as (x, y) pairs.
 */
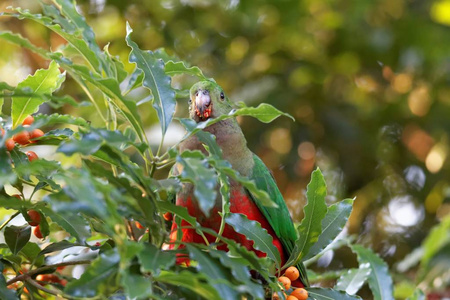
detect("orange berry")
(30, 129), (44, 141)
(33, 225), (43, 239)
(285, 266), (300, 281)
(27, 210), (41, 226)
(0, 127), (4, 136)
(22, 115), (34, 126)
(163, 212), (172, 221)
(135, 221), (144, 229)
(278, 276), (291, 290)
(291, 288), (308, 300)
(26, 151), (38, 162)
(287, 296), (299, 300)
(6, 138), (15, 151)
(56, 266), (66, 272)
(13, 131), (30, 145)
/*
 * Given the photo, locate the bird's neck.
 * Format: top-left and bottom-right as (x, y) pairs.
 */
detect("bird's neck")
(180, 118), (254, 176)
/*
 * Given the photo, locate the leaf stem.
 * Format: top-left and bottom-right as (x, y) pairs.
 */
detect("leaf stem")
(0, 212), (20, 231)
(7, 260), (92, 286)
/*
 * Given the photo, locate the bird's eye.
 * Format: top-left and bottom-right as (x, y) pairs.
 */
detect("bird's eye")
(220, 92), (225, 100)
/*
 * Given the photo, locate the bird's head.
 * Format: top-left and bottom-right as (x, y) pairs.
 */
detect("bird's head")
(189, 81), (233, 122)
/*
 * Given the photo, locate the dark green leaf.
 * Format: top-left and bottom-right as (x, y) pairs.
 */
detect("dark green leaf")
(335, 267), (371, 295)
(156, 270), (221, 299)
(39, 240), (81, 256)
(126, 23), (176, 135)
(187, 245), (238, 299)
(306, 287), (363, 300)
(65, 250), (120, 297)
(137, 244), (176, 276)
(351, 244), (394, 300)
(40, 206), (91, 244)
(209, 249), (265, 299)
(304, 198), (354, 260)
(121, 270), (152, 300)
(176, 154), (217, 217)
(0, 148), (16, 188)
(57, 132), (103, 156)
(19, 242), (44, 266)
(0, 272), (18, 300)
(225, 213), (281, 268)
(4, 225), (31, 255)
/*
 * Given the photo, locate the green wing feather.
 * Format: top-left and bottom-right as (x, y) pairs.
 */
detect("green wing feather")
(247, 154), (309, 286)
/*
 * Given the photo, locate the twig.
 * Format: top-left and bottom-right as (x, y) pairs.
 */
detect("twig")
(0, 212), (20, 231)
(25, 278), (60, 297)
(7, 260), (91, 286)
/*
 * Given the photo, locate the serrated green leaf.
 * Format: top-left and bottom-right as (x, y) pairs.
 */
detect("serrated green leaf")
(65, 249), (120, 297)
(121, 270), (152, 300)
(178, 103), (294, 144)
(209, 249), (265, 299)
(335, 267), (371, 295)
(156, 270), (221, 299)
(40, 206), (91, 244)
(287, 168), (328, 266)
(4, 225), (31, 255)
(6, 7), (102, 74)
(187, 245), (238, 299)
(176, 155), (218, 217)
(0, 30), (146, 143)
(351, 244), (394, 300)
(306, 287), (363, 300)
(33, 113), (89, 128)
(234, 103), (294, 123)
(304, 198), (354, 261)
(12, 61), (65, 128)
(0, 31), (53, 60)
(225, 213), (281, 268)
(165, 60), (207, 79)
(137, 244), (176, 276)
(126, 23), (176, 135)
(124, 68), (144, 94)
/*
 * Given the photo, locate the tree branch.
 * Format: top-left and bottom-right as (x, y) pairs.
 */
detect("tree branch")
(7, 260), (92, 286)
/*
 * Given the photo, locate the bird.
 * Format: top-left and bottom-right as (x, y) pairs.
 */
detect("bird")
(168, 80), (308, 287)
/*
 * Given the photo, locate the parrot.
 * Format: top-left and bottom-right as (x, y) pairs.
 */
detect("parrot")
(168, 80), (308, 287)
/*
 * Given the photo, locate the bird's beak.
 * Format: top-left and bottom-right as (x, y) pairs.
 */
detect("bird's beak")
(194, 89), (212, 120)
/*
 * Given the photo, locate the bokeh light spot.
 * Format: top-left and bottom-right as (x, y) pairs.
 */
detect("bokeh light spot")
(408, 85), (431, 116)
(392, 73), (412, 93)
(426, 143), (447, 173)
(297, 141), (316, 160)
(431, 0), (450, 26)
(269, 128), (292, 154)
(388, 196), (424, 227)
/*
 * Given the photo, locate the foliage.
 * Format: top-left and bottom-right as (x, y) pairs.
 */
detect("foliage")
(0, 1), (445, 299)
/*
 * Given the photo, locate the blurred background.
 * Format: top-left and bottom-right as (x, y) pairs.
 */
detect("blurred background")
(1, 0), (449, 298)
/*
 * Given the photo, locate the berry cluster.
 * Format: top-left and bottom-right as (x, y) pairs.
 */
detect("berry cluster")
(1, 115), (44, 161)
(273, 266), (309, 300)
